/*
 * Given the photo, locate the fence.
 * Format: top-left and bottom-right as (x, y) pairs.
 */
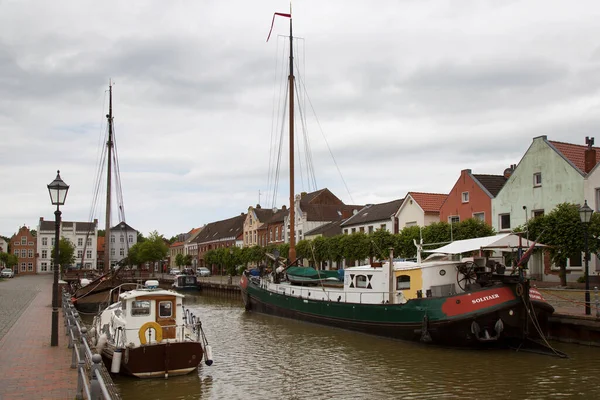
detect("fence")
(536, 286), (600, 318)
(63, 292), (121, 400)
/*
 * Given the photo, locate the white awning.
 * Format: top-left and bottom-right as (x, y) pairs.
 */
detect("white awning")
(423, 233), (545, 255)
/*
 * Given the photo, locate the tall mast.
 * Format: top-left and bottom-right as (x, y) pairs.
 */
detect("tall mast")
(288, 8), (296, 263)
(104, 81), (114, 273)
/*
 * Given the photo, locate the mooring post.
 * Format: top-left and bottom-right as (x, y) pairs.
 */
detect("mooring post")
(90, 354), (102, 400)
(76, 331), (86, 400)
(595, 287), (599, 318)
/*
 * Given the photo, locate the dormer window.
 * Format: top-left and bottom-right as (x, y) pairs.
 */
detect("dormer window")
(461, 192), (469, 203)
(533, 172), (542, 187)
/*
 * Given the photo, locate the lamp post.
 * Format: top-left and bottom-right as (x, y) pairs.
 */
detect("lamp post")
(47, 170), (69, 346)
(579, 200), (594, 316)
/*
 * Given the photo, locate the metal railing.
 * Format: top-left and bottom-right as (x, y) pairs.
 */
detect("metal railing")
(536, 286), (600, 318)
(63, 292), (121, 400)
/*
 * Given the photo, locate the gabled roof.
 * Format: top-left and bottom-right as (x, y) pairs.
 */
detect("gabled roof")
(472, 174), (507, 198)
(264, 207), (288, 224)
(548, 140), (600, 174)
(304, 220), (344, 237)
(193, 214), (246, 244)
(341, 199), (404, 227)
(408, 192), (448, 213)
(39, 219), (97, 232)
(170, 241), (185, 248)
(304, 204), (362, 222)
(253, 207), (275, 222)
(111, 221), (136, 232)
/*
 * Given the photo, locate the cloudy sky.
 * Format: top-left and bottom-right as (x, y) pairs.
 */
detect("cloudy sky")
(1, 0), (599, 239)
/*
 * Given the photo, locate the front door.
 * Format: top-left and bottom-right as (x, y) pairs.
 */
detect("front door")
(155, 298), (176, 339)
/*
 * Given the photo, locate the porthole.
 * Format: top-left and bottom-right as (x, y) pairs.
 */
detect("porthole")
(439, 269), (446, 276)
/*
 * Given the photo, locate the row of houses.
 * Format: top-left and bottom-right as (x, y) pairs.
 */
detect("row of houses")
(169, 135), (600, 283)
(1, 218), (138, 276)
(2, 135), (597, 283)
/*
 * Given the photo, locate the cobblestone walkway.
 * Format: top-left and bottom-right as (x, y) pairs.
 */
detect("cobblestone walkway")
(0, 274), (77, 399)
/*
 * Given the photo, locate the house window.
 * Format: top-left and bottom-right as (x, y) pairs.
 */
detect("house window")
(533, 172), (542, 187)
(368, 226), (374, 234)
(28, 263), (33, 271)
(41, 262), (48, 272)
(77, 250), (83, 258)
(87, 238), (92, 246)
(120, 248), (125, 256)
(532, 210), (544, 219)
(351, 228), (356, 234)
(448, 216), (460, 224)
(344, 229), (348, 235)
(397, 275), (411, 290)
(405, 221), (417, 227)
(359, 227), (365, 233)
(461, 192), (469, 203)
(473, 212), (485, 221)
(596, 188), (600, 212)
(568, 252), (583, 268)
(51, 238), (55, 246)
(42, 237), (48, 246)
(14, 250), (18, 256)
(20, 263), (26, 271)
(78, 238), (83, 246)
(356, 275), (368, 288)
(131, 300), (151, 316)
(159, 301), (173, 318)
(87, 250), (92, 259)
(120, 235), (124, 243)
(380, 224), (386, 231)
(129, 235), (133, 243)
(111, 235), (115, 243)
(21, 236), (27, 244)
(500, 214), (511, 230)
(111, 248), (115, 256)
(21, 249), (26, 257)
(28, 249), (33, 258)
(42, 250), (47, 259)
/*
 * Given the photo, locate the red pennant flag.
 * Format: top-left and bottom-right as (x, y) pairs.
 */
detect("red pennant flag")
(266, 12), (291, 42)
(516, 239), (537, 267)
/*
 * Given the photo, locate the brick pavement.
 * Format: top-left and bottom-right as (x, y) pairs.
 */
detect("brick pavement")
(0, 274), (77, 399)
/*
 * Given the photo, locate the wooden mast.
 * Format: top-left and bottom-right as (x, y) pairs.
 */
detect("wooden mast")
(288, 7), (296, 263)
(103, 81), (114, 273)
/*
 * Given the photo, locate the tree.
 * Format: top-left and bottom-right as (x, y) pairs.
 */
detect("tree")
(394, 226), (421, 259)
(0, 252), (18, 269)
(51, 238), (76, 272)
(527, 203), (600, 286)
(139, 231), (168, 270)
(295, 240), (312, 264)
(453, 218), (495, 240)
(175, 253), (185, 268)
(370, 229), (395, 260)
(341, 232), (370, 266)
(183, 254), (193, 267)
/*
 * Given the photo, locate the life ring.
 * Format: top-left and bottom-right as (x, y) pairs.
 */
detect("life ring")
(138, 322), (163, 344)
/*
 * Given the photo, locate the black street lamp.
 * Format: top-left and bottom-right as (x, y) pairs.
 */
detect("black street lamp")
(579, 200), (594, 316)
(47, 170), (69, 346)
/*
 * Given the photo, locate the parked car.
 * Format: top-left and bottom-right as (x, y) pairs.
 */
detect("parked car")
(197, 267), (211, 277)
(1, 268), (15, 278)
(169, 269), (181, 276)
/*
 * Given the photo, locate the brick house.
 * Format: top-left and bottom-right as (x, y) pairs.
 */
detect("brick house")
(10, 225), (37, 275)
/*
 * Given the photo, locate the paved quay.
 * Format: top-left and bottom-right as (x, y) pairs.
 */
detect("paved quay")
(0, 274), (77, 400)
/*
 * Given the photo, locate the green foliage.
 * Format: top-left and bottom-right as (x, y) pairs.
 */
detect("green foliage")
(0, 252), (18, 268)
(370, 229), (395, 260)
(51, 237), (75, 272)
(138, 231), (168, 264)
(422, 222), (451, 246)
(454, 218), (495, 240)
(175, 253), (185, 268)
(183, 254), (193, 266)
(395, 226), (421, 259)
(341, 232), (370, 264)
(526, 202), (600, 286)
(295, 239), (312, 262)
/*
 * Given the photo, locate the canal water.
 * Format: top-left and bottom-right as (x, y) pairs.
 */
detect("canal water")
(114, 292), (600, 400)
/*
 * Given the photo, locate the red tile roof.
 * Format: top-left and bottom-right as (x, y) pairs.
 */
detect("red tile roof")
(408, 192), (448, 213)
(549, 140), (600, 173)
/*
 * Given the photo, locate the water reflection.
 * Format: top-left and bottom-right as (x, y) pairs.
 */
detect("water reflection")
(114, 292), (600, 400)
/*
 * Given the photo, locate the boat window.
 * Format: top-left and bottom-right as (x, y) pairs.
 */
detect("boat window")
(131, 300), (151, 316)
(159, 301), (172, 318)
(397, 275), (410, 290)
(356, 275), (368, 288)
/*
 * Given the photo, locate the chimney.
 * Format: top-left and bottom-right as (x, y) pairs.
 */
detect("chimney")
(301, 192), (307, 198)
(503, 165), (515, 179)
(282, 205), (287, 210)
(585, 136), (596, 173)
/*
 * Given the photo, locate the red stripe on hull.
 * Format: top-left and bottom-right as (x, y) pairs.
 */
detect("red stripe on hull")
(442, 287), (516, 317)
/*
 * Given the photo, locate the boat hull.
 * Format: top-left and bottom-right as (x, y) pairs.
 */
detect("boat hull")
(241, 279), (553, 348)
(101, 342), (204, 379)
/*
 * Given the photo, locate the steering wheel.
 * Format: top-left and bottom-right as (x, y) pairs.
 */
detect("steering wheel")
(457, 261), (478, 291)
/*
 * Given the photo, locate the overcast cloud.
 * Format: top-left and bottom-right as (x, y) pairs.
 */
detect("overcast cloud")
(1, 0), (599, 238)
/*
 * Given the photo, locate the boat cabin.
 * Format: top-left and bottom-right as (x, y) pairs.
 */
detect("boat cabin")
(99, 281), (187, 347)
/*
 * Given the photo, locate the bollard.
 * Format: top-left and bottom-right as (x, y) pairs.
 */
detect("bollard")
(76, 333), (86, 400)
(90, 354), (102, 400)
(594, 286), (600, 318)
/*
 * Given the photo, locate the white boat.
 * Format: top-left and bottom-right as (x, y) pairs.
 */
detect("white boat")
(92, 280), (213, 378)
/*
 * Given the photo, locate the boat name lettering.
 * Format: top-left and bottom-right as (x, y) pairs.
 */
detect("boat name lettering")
(471, 293), (500, 304)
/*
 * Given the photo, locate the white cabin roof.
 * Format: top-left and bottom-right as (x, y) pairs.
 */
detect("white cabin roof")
(423, 233), (545, 255)
(119, 288), (184, 301)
